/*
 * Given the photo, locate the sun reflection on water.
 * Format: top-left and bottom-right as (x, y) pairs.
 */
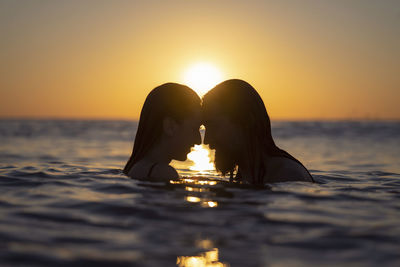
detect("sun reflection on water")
(176, 248), (228, 267)
(186, 196), (201, 203)
(185, 187), (208, 193)
(187, 144), (215, 173)
(203, 201), (218, 208)
(170, 178), (217, 186)
(185, 196), (218, 208)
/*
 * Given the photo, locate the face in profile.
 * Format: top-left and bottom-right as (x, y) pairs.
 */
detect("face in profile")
(203, 110), (241, 175)
(170, 111), (202, 161)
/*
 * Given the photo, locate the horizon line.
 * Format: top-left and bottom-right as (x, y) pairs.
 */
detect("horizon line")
(0, 116), (399, 122)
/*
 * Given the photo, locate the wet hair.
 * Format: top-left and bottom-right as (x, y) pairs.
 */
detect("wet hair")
(202, 79), (313, 184)
(123, 83), (201, 175)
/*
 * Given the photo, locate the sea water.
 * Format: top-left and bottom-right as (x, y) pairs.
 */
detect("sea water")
(0, 120), (399, 266)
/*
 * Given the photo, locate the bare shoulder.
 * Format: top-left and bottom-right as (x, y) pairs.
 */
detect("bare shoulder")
(149, 164), (179, 181)
(127, 161), (179, 182)
(266, 157), (312, 182)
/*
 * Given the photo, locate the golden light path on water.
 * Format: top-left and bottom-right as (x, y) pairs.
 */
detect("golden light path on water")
(176, 239), (228, 267)
(187, 144), (215, 173)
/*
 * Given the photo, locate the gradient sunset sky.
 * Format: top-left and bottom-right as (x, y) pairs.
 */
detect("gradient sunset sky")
(1, 0), (399, 120)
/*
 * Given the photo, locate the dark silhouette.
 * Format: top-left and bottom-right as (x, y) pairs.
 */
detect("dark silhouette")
(124, 83), (201, 181)
(202, 79), (313, 184)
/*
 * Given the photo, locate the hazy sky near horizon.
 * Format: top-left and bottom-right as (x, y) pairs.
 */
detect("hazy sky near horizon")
(1, 0), (399, 119)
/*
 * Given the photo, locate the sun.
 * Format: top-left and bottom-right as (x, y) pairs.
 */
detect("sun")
(183, 62), (223, 97)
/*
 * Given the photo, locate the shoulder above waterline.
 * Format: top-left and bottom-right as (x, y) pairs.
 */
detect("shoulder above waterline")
(266, 157), (312, 182)
(128, 161), (179, 182)
(149, 164), (179, 181)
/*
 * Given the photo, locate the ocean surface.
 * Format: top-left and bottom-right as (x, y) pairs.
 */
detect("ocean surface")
(0, 119), (399, 266)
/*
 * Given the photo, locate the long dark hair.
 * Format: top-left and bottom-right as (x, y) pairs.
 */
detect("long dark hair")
(123, 83), (200, 175)
(202, 79), (313, 184)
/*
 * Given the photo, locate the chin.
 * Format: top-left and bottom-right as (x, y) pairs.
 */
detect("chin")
(177, 156), (187, 161)
(175, 152), (189, 161)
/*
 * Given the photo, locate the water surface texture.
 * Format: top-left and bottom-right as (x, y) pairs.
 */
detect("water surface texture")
(1, 120), (399, 266)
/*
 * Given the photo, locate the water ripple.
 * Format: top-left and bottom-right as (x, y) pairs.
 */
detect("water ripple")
(1, 120), (399, 266)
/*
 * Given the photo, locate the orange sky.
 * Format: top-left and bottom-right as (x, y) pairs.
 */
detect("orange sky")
(0, 0), (399, 120)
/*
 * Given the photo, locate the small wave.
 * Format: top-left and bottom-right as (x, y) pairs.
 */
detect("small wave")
(0, 119), (399, 266)
(8, 170), (53, 179)
(16, 211), (89, 224)
(93, 184), (141, 194)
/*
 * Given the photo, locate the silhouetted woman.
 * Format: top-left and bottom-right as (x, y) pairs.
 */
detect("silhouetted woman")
(202, 79), (314, 184)
(123, 83), (201, 181)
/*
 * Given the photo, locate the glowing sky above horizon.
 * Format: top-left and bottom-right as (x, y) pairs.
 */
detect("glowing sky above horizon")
(0, 0), (399, 120)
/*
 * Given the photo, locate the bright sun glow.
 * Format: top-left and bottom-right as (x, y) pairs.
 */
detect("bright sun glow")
(187, 144), (215, 172)
(183, 62), (223, 97)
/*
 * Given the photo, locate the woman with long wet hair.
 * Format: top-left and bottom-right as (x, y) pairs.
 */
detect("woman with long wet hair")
(202, 79), (313, 184)
(123, 83), (201, 181)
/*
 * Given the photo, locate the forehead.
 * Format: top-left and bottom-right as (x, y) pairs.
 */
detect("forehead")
(184, 109), (201, 123)
(191, 109), (201, 120)
(202, 106), (229, 124)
